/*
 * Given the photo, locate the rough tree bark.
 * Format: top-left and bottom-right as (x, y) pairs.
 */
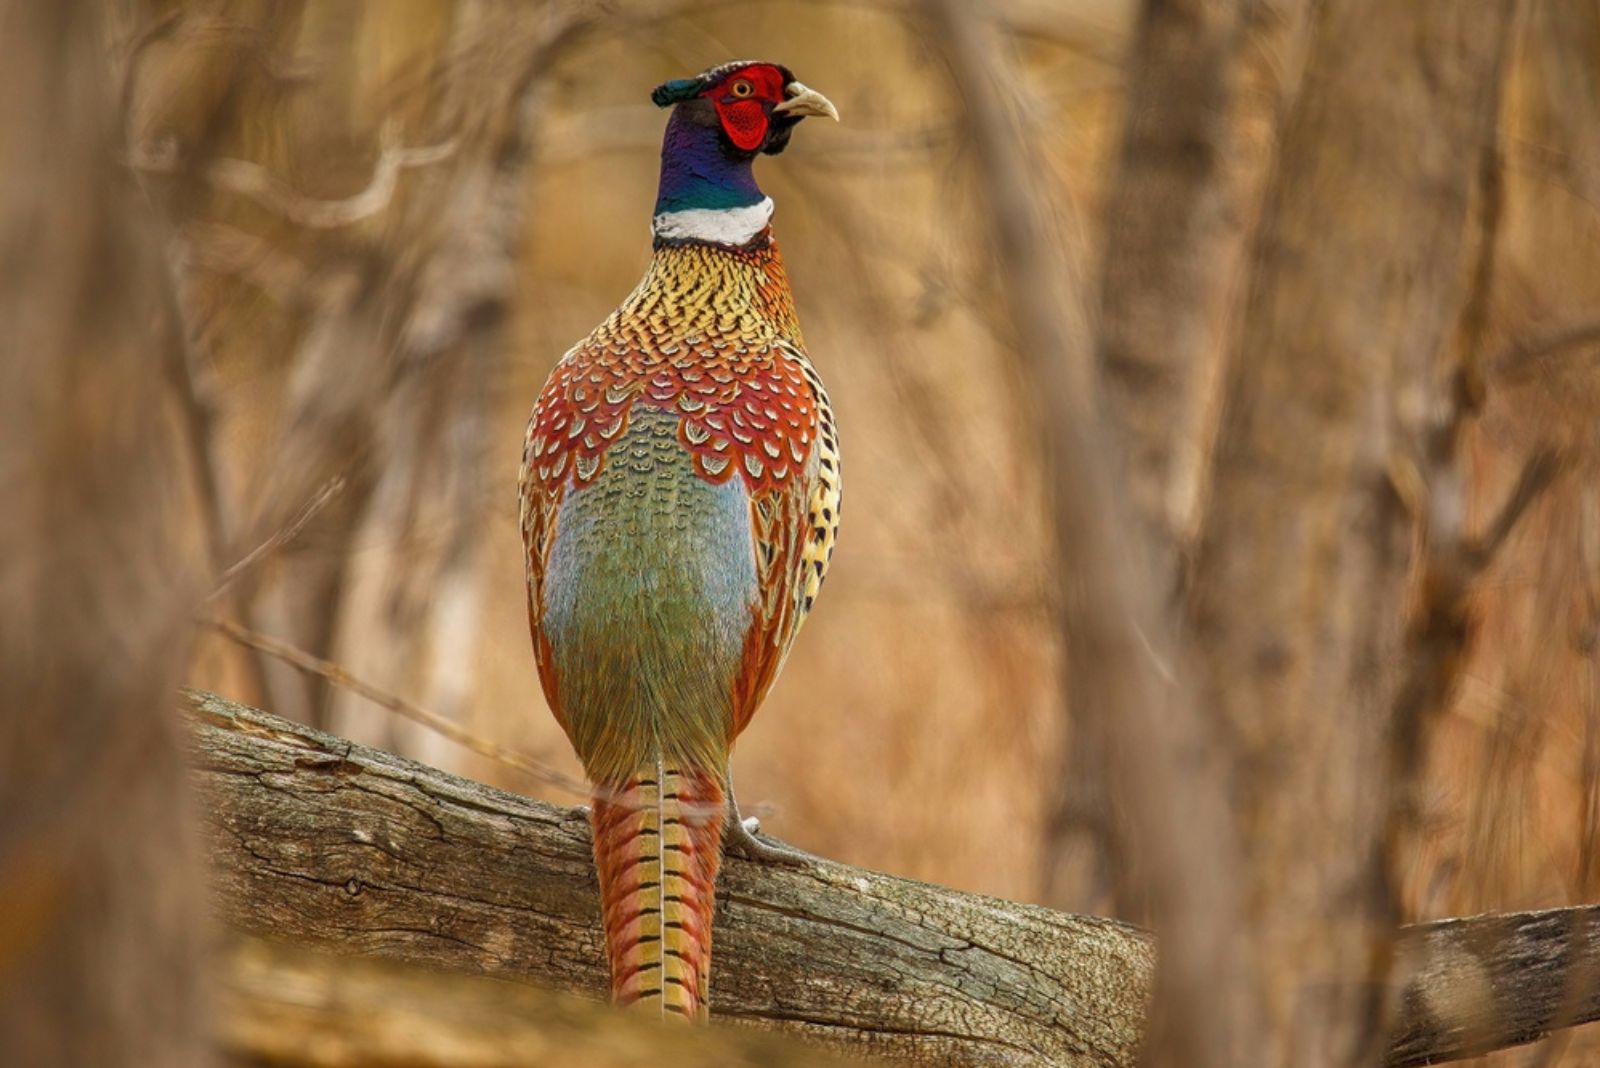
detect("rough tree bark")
(190, 690), (1600, 1068)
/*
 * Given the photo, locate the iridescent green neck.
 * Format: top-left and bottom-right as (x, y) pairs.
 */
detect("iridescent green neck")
(653, 110), (763, 214)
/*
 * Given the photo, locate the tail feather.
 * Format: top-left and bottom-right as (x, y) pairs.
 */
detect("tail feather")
(591, 762), (725, 1021)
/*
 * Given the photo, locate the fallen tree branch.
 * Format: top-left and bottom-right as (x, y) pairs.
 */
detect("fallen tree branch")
(186, 690), (1600, 1066)
(189, 689), (1152, 1066)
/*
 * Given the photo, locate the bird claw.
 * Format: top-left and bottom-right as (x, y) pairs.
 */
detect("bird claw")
(725, 815), (811, 867)
(724, 782), (810, 866)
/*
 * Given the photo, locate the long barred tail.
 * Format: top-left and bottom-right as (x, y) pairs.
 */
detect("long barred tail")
(590, 762), (726, 1021)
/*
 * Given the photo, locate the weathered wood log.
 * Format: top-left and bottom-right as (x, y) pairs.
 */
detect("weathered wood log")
(1387, 907), (1600, 1065)
(187, 690), (1600, 1066)
(190, 690), (1152, 1066)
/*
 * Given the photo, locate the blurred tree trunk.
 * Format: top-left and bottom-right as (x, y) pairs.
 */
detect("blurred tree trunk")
(1184, 1), (1518, 1064)
(946, 0), (1526, 1065)
(1049, 0), (1312, 922)
(1059, 3), (1313, 1061)
(1096, 0), (1309, 568)
(923, 5), (1247, 1067)
(0, 3), (206, 1065)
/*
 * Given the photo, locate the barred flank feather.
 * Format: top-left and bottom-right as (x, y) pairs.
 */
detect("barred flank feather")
(591, 763), (725, 1020)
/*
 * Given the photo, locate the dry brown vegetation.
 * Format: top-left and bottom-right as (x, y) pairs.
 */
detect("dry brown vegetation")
(7, 0), (1600, 1064)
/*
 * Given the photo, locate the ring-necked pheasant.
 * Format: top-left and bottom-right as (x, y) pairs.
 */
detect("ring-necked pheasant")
(518, 61), (840, 1021)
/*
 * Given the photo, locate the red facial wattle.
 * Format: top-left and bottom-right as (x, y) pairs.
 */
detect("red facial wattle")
(716, 98), (768, 151)
(705, 64), (788, 152)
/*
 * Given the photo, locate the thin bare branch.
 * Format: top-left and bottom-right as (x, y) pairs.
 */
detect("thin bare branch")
(211, 476), (347, 599)
(1470, 448), (1565, 564)
(204, 617), (590, 798)
(1374, 54), (1538, 993)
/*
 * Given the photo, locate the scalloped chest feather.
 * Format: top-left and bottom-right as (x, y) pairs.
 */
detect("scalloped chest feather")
(518, 234), (840, 781)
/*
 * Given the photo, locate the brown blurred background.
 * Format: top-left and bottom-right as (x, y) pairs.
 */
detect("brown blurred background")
(7, 0), (1600, 1063)
(160, 0), (1126, 903)
(151, 0), (1598, 921)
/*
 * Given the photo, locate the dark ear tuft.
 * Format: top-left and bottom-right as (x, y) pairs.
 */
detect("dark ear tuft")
(761, 121), (795, 156)
(650, 78), (703, 108)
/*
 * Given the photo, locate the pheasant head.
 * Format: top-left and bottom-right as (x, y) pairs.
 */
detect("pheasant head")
(649, 61), (838, 246)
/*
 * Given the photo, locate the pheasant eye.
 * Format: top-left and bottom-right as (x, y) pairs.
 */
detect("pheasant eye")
(730, 79), (754, 98)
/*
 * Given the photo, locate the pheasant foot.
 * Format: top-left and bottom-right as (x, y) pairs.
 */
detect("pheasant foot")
(724, 786), (811, 867)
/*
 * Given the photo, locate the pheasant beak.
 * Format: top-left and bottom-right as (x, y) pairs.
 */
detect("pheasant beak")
(773, 81), (840, 122)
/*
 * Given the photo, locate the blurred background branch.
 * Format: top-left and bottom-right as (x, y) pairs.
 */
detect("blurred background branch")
(217, 935), (859, 1068)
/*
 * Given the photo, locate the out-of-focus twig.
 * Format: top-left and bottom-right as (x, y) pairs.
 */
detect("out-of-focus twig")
(1580, 479), (1600, 893)
(323, 3), (598, 758)
(115, 8), (183, 121)
(1373, 49), (1551, 1053)
(176, 222), (312, 308)
(1378, 124), (1513, 887)
(123, 0), (308, 720)
(211, 475), (346, 599)
(1490, 316), (1600, 384)
(1380, 448), (1561, 914)
(204, 617), (590, 798)
(130, 121), (458, 229)
(1470, 449), (1564, 564)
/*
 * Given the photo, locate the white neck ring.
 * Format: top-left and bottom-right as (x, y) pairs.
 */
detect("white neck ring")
(652, 196), (774, 246)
